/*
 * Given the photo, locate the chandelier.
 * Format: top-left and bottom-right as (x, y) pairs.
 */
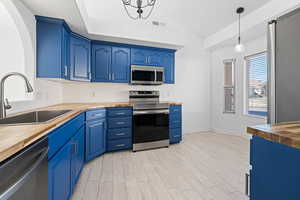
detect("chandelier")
(122, 0), (156, 20)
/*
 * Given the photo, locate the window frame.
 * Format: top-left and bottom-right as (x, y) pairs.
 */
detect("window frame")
(244, 51), (268, 119)
(223, 58), (236, 114)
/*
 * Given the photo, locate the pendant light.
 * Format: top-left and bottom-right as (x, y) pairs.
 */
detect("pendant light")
(122, 0), (156, 20)
(235, 7), (245, 53)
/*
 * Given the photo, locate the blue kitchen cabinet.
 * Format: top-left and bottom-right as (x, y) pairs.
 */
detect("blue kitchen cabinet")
(131, 48), (148, 65)
(106, 107), (133, 152)
(111, 47), (130, 83)
(71, 126), (85, 189)
(131, 48), (162, 66)
(48, 142), (72, 200)
(92, 44), (111, 82)
(162, 52), (175, 84)
(249, 136), (300, 200)
(169, 105), (182, 144)
(70, 33), (91, 81)
(85, 109), (107, 161)
(36, 16), (70, 79)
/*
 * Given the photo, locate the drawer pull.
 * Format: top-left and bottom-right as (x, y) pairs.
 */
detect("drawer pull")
(173, 135), (181, 138)
(116, 133), (125, 136)
(93, 113), (104, 117)
(116, 122), (125, 125)
(116, 112), (125, 115)
(173, 109), (180, 112)
(245, 173), (250, 197)
(116, 144), (125, 147)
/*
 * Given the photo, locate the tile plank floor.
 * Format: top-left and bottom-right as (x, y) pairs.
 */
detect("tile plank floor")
(72, 132), (249, 200)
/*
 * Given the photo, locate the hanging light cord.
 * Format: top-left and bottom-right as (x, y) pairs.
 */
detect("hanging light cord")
(238, 13), (241, 44)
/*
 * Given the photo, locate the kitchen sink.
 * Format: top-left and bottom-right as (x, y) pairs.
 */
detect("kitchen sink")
(0, 110), (72, 125)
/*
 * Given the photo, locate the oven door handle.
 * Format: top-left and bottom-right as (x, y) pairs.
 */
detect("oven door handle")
(0, 147), (49, 200)
(133, 110), (169, 115)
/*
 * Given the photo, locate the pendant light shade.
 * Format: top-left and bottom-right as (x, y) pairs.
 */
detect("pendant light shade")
(235, 7), (245, 53)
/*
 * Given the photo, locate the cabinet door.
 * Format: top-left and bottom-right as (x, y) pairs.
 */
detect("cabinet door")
(111, 47), (130, 83)
(85, 119), (106, 161)
(131, 48), (148, 65)
(71, 126), (85, 189)
(48, 143), (72, 200)
(162, 52), (175, 84)
(147, 50), (162, 66)
(70, 34), (91, 81)
(62, 28), (70, 80)
(92, 45), (111, 82)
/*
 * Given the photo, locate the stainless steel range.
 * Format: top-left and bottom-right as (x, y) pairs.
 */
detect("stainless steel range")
(130, 91), (169, 151)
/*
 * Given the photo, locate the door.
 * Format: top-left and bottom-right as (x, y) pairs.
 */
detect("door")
(147, 50), (162, 66)
(70, 34), (91, 81)
(131, 48), (148, 65)
(92, 44), (111, 82)
(133, 110), (169, 144)
(48, 143), (72, 200)
(111, 47), (130, 83)
(85, 119), (106, 161)
(162, 52), (175, 84)
(272, 10), (300, 122)
(71, 127), (85, 189)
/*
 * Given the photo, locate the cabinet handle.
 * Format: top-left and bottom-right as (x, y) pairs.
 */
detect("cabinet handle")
(93, 113), (104, 118)
(116, 133), (125, 136)
(112, 73), (115, 80)
(109, 73), (111, 80)
(116, 112), (125, 115)
(64, 66), (68, 77)
(173, 135), (181, 138)
(71, 142), (77, 156)
(116, 122), (125, 125)
(245, 173), (250, 197)
(116, 144), (125, 147)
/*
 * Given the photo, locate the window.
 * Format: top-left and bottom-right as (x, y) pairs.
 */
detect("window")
(223, 59), (235, 114)
(245, 52), (268, 117)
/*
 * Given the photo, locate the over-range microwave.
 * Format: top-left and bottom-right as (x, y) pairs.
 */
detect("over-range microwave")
(130, 65), (164, 85)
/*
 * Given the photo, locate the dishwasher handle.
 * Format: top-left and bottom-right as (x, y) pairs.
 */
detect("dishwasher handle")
(0, 147), (49, 200)
(133, 109), (169, 115)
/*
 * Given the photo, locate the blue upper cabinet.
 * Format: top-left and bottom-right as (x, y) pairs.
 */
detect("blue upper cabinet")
(162, 52), (175, 84)
(92, 44), (111, 82)
(131, 48), (148, 65)
(111, 47), (130, 83)
(131, 48), (162, 66)
(70, 33), (91, 82)
(36, 16), (70, 79)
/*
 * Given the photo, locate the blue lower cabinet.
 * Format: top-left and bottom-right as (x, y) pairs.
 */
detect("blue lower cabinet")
(170, 128), (182, 144)
(107, 138), (132, 152)
(85, 118), (107, 161)
(48, 143), (72, 200)
(169, 105), (182, 144)
(71, 126), (85, 188)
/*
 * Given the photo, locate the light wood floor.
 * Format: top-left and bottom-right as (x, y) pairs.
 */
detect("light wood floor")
(72, 132), (250, 200)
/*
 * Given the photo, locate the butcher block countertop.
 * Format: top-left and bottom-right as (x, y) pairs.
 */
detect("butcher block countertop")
(0, 102), (182, 162)
(247, 122), (300, 149)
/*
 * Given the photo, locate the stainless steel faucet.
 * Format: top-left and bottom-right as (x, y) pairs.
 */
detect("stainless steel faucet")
(0, 72), (33, 118)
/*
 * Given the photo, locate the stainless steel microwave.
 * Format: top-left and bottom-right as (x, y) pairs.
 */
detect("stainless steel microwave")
(130, 65), (164, 85)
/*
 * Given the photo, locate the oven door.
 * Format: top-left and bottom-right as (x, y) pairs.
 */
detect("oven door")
(133, 109), (169, 144)
(131, 69), (156, 85)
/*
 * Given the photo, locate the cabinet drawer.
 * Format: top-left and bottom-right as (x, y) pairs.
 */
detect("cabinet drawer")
(170, 118), (182, 128)
(48, 113), (85, 159)
(107, 138), (132, 151)
(170, 128), (182, 144)
(86, 109), (106, 121)
(107, 128), (132, 140)
(108, 117), (132, 129)
(170, 105), (182, 114)
(107, 107), (132, 118)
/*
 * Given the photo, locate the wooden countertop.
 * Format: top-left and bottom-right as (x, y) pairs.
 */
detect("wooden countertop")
(0, 101), (182, 162)
(247, 121), (300, 149)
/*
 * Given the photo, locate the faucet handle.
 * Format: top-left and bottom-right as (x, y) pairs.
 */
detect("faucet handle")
(4, 98), (12, 110)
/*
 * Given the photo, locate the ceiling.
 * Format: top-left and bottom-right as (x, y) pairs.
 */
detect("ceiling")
(20, 0), (271, 47)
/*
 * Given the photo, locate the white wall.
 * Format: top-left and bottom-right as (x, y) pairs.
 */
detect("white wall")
(210, 36), (267, 136)
(1, 0), (63, 114)
(63, 34), (211, 134)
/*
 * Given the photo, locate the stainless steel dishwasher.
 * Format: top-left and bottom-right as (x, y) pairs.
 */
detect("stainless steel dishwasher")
(0, 137), (48, 200)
